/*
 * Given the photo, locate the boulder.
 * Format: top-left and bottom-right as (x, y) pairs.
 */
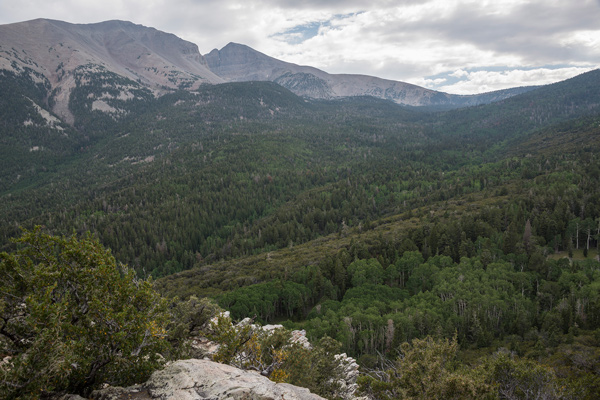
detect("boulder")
(91, 359), (325, 400)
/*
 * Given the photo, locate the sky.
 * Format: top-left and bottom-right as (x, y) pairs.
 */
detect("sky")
(1, 0), (599, 94)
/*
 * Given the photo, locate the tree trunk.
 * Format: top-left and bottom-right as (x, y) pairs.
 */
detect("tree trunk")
(587, 228), (591, 250)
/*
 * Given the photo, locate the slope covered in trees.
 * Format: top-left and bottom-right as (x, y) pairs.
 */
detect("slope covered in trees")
(1, 65), (600, 398)
(3, 70), (600, 278)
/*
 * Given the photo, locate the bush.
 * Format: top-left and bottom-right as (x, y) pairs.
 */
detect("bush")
(0, 227), (172, 399)
(484, 349), (566, 400)
(166, 295), (222, 359)
(208, 315), (346, 398)
(358, 335), (496, 400)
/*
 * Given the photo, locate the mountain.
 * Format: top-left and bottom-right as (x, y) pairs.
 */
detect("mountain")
(205, 42), (535, 107)
(2, 67), (599, 280)
(2, 18), (600, 274)
(0, 18), (223, 123)
(0, 18), (536, 128)
(2, 19), (600, 395)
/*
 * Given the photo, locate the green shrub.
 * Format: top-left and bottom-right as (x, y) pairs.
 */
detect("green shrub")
(208, 315), (345, 398)
(358, 336), (496, 400)
(0, 227), (172, 398)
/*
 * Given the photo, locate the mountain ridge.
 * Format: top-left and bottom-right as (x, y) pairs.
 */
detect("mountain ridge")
(0, 18), (536, 126)
(206, 42), (537, 107)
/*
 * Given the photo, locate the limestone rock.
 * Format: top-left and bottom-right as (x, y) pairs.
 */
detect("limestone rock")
(58, 395), (88, 400)
(92, 359), (325, 400)
(91, 385), (146, 400)
(149, 359), (325, 399)
(189, 336), (220, 359)
(289, 329), (311, 349)
(332, 353), (361, 400)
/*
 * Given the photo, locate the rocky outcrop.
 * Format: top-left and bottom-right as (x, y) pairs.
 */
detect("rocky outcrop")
(91, 359), (325, 400)
(333, 353), (362, 400)
(193, 315), (359, 400)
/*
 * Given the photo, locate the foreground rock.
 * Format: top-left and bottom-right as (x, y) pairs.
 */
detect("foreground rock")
(91, 359), (325, 400)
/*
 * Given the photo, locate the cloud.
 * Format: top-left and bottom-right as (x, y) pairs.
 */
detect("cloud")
(450, 70), (468, 78)
(260, 0), (600, 92)
(423, 0), (600, 65)
(432, 67), (596, 94)
(0, 0), (599, 93)
(271, 22), (323, 45)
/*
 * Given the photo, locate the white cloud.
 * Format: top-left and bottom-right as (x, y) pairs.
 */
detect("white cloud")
(450, 70), (468, 78)
(417, 77), (448, 89)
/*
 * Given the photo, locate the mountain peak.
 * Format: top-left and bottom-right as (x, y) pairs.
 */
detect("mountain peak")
(0, 18), (224, 123)
(204, 42), (535, 107)
(223, 42), (251, 49)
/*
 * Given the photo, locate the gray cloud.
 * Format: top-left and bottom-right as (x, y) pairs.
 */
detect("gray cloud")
(434, 1), (600, 63)
(344, 1), (600, 65)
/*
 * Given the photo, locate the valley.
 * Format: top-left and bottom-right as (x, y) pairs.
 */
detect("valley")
(1, 18), (600, 399)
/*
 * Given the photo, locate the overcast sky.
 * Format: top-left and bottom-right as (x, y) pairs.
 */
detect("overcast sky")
(1, 0), (599, 94)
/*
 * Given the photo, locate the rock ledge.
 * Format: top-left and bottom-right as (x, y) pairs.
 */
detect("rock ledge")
(91, 359), (325, 400)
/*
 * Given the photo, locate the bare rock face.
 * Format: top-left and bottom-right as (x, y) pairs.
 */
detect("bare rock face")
(91, 359), (326, 400)
(0, 19), (224, 89)
(0, 18), (224, 123)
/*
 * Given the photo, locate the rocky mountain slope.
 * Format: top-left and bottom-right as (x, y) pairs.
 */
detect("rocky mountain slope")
(0, 19), (223, 123)
(0, 18), (536, 127)
(205, 42), (535, 107)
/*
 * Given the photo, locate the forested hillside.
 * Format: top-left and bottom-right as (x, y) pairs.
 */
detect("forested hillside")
(3, 70), (599, 276)
(2, 63), (600, 398)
